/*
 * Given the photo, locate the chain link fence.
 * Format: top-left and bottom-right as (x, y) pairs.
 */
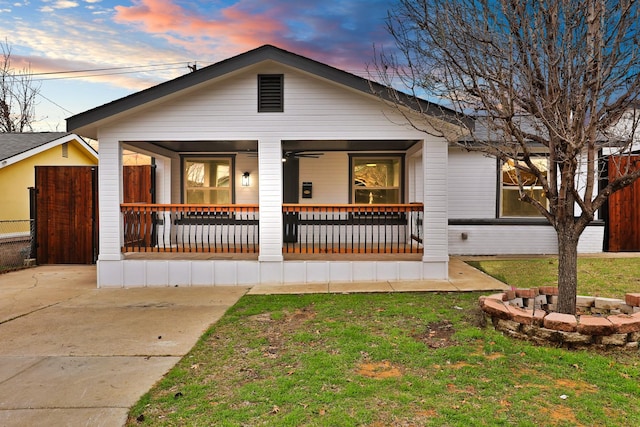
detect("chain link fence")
(0, 220), (35, 272)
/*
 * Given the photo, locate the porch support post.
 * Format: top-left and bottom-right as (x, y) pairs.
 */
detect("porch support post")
(422, 139), (449, 278)
(96, 137), (123, 262)
(257, 138), (284, 262)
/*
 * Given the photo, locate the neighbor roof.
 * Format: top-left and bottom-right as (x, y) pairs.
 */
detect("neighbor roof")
(67, 44), (462, 139)
(0, 132), (97, 167)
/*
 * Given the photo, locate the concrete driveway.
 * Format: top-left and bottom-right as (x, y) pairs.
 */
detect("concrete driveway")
(0, 266), (249, 427)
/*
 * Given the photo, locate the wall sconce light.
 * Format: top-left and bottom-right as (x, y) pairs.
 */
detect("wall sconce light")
(242, 171), (250, 187)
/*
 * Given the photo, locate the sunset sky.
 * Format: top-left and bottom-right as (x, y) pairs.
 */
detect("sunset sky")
(1, 0), (398, 131)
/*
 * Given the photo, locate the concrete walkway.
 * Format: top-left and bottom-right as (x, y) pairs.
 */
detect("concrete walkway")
(0, 259), (506, 427)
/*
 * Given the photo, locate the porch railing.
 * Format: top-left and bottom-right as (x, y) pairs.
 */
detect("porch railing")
(121, 203), (424, 255)
(282, 203), (424, 254)
(121, 204), (259, 253)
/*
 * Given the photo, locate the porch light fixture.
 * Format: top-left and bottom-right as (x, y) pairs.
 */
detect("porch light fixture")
(242, 171), (251, 187)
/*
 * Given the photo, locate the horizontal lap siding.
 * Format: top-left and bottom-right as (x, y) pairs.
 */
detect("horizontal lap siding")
(99, 65), (431, 141)
(299, 153), (349, 204)
(449, 224), (604, 255)
(448, 148), (496, 219)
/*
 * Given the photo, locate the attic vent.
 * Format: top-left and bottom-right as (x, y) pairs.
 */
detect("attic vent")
(61, 142), (68, 158)
(258, 74), (283, 112)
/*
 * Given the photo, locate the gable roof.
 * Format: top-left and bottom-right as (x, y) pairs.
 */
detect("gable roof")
(67, 44), (462, 139)
(0, 132), (97, 168)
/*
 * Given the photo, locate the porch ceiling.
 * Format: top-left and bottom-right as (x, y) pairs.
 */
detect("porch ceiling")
(141, 140), (258, 153)
(282, 140), (420, 152)
(125, 139), (420, 154)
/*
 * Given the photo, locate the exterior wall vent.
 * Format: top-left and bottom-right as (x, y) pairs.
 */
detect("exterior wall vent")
(258, 74), (284, 112)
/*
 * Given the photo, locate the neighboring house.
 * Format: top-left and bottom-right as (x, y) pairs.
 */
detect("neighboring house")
(66, 45), (606, 288)
(0, 132), (98, 223)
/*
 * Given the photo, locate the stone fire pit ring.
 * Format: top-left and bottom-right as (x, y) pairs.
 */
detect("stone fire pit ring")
(479, 289), (640, 349)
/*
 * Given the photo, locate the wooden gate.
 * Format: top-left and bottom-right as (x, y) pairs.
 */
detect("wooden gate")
(34, 166), (98, 264)
(608, 155), (640, 252)
(123, 165), (155, 204)
(122, 165), (156, 248)
(34, 164), (155, 264)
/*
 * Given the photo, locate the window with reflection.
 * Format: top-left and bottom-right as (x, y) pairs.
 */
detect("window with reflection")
(184, 158), (232, 204)
(352, 156), (402, 204)
(501, 157), (548, 217)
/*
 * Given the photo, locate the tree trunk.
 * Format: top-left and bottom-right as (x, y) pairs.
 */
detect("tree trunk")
(556, 226), (579, 314)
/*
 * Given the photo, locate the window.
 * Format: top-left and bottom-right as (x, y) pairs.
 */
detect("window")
(501, 157), (548, 217)
(258, 74), (283, 112)
(183, 157), (232, 204)
(351, 156), (403, 204)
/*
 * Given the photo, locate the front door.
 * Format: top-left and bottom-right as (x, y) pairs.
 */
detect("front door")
(282, 156), (299, 243)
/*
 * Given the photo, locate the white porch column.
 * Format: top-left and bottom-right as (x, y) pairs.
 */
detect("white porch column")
(258, 138), (284, 262)
(422, 139), (449, 278)
(97, 137), (123, 262)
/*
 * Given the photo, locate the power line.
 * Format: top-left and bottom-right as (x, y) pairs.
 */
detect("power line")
(30, 65), (190, 82)
(15, 61), (194, 78)
(37, 92), (74, 115)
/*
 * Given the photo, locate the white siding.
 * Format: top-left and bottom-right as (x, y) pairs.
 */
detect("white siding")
(407, 144), (423, 203)
(95, 62), (451, 286)
(235, 153), (259, 204)
(449, 224), (604, 255)
(448, 147), (497, 219)
(97, 135), (123, 261)
(423, 137), (449, 278)
(299, 153), (349, 204)
(258, 138), (283, 262)
(98, 64), (436, 142)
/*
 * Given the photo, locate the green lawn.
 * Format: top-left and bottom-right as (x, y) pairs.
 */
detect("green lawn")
(128, 258), (640, 426)
(468, 257), (640, 298)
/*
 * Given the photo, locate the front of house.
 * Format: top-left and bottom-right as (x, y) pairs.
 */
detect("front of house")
(67, 45), (605, 288)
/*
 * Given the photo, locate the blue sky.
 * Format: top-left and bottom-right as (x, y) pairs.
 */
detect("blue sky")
(1, 0), (398, 131)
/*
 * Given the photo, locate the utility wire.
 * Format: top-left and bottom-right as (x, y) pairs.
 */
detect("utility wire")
(37, 92), (74, 115)
(14, 61), (194, 78)
(30, 65), (189, 82)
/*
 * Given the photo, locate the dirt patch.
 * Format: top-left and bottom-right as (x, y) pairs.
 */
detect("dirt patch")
(554, 379), (598, 396)
(542, 406), (584, 427)
(412, 320), (456, 348)
(244, 306), (319, 360)
(356, 361), (403, 379)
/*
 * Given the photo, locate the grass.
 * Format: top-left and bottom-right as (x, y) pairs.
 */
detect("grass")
(127, 258), (640, 426)
(467, 256), (640, 298)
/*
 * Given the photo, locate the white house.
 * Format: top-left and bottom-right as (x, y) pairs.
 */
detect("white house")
(66, 45), (606, 288)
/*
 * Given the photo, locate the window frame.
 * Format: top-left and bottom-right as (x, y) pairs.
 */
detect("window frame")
(349, 154), (405, 204)
(499, 155), (549, 218)
(181, 155), (235, 204)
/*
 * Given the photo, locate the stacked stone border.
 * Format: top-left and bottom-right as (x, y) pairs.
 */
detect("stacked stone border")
(479, 289), (640, 349)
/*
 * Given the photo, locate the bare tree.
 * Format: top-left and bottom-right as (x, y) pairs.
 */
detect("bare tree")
(0, 40), (39, 132)
(377, 0), (640, 314)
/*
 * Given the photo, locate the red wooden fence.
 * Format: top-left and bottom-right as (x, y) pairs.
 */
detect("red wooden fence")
(608, 156), (640, 252)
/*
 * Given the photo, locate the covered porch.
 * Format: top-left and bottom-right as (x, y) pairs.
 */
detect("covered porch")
(93, 136), (448, 287)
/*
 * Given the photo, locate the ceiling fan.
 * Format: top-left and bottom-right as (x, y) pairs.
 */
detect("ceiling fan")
(245, 150), (324, 160)
(282, 150), (324, 160)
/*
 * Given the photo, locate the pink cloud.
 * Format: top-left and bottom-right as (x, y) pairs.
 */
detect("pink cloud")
(114, 0), (289, 53)
(114, 0), (191, 33)
(111, 0), (395, 79)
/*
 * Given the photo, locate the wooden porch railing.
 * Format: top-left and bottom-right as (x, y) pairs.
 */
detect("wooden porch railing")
(282, 203), (424, 254)
(121, 203), (424, 255)
(121, 204), (259, 253)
